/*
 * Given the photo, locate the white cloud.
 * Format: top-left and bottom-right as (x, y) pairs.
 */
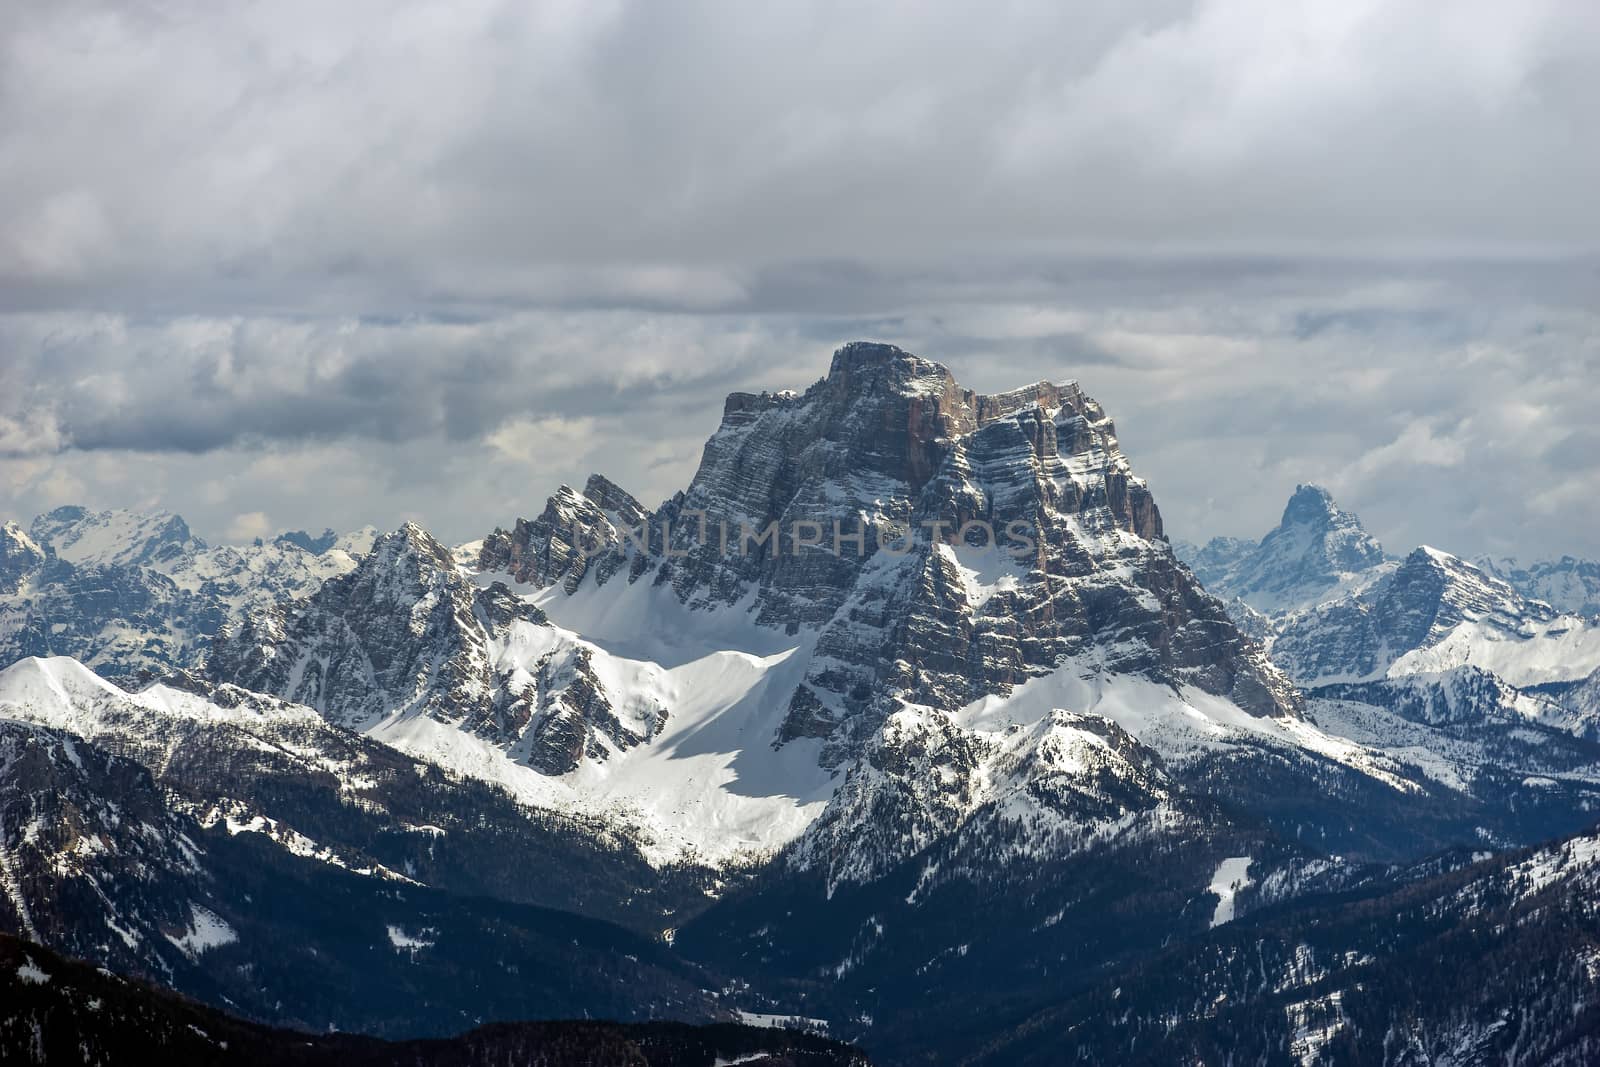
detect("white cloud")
(226, 510), (273, 542)
(486, 416), (599, 465)
(1343, 419), (1471, 486)
(0, 411), (65, 457)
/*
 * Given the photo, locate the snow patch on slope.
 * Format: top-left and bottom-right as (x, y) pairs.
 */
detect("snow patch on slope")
(958, 661), (1419, 791)
(369, 620), (836, 867)
(165, 904), (237, 959)
(1388, 613), (1600, 688)
(1208, 856), (1253, 927)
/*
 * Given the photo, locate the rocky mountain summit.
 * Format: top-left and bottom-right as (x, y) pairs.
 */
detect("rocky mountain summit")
(497, 343), (1299, 767)
(481, 473), (652, 593)
(200, 345), (1600, 885)
(204, 343), (1331, 874)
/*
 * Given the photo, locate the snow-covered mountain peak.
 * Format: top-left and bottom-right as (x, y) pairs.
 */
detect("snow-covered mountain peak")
(1183, 484), (1389, 615)
(478, 474), (651, 593)
(1265, 484), (1385, 571)
(581, 472), (648, 517)
(823, 340), (963, 400)
(1392, 545), (1537, 624)
(1280, 482), (1342, 526)
(29, 505), (205, 570)
(0, 520), (42, 555)
(371, 521), (458, 576)
(1182, 490), (1600, 722)
(0, 653), (124, 703)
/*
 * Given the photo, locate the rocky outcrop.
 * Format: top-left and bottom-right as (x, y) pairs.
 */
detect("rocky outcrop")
(1562, 666), (1600, 738)
(1269, 545), (1564, 683)
(272, 528), (338, 554)
(0, 523), (46, 595)
(480, 474), (651, 592)
(210, 524), (664, 775)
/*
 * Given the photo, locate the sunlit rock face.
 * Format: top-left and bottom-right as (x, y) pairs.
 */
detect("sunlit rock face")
(210, 524), (663, 777)
(495, 342), (1299, 769)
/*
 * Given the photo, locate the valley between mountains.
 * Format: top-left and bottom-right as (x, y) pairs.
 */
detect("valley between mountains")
(4, 343), (1600, 1064)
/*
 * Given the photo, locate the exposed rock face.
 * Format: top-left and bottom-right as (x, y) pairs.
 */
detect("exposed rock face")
(480, 474), (651, 593)
(509, 343), (1298, 768)
(1563, 667), (1600, 738)
(1270, 545), (1569, 684)
(0, 719), (205, 977)
(210, 524), (664, 776)
(0, 523), (46, 595)
(1181, 483), (1390, 614)
(274, 528), (340, 554)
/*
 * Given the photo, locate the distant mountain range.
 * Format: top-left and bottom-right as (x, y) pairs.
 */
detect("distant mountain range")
(3, 343), (1599, 1064)
(0, 508), (373, 684)
(1176, 482), (1600, 740)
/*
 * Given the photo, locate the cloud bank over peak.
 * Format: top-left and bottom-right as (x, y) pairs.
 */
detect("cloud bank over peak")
(0, 1), (1596, 562)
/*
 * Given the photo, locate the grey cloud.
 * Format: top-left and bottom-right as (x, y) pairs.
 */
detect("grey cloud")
(3, 1), (1599, 317)
(1, 255), (1596, 562)
(0, 2), (1596, 564)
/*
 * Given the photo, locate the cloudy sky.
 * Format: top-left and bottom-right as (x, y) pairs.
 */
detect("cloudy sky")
(2, 0), (1597, 559)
